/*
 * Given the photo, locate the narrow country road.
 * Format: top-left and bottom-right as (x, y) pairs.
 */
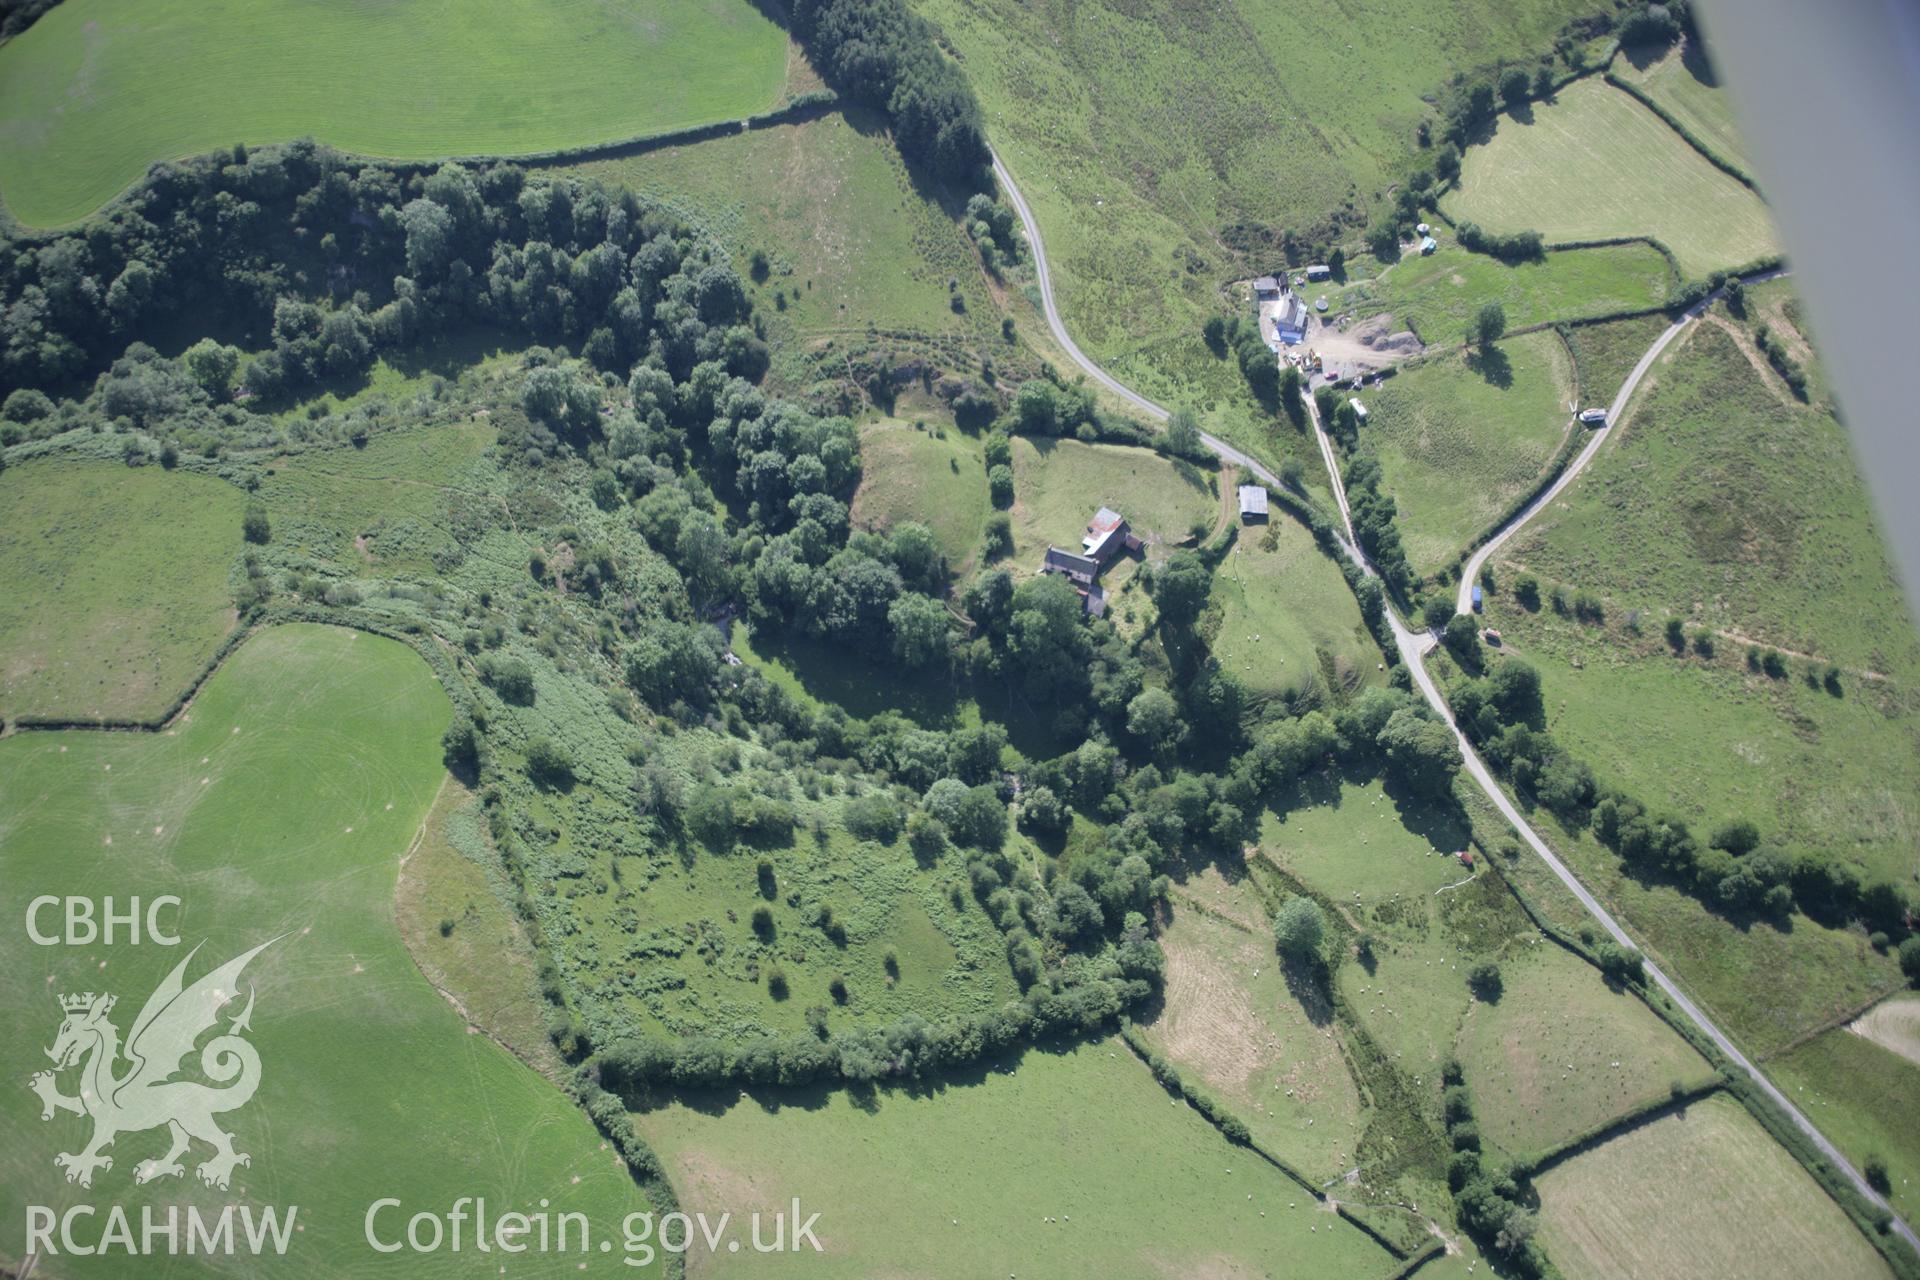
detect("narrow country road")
(990, 148), (1918, 1254)
(1454, 266), (1791, 614)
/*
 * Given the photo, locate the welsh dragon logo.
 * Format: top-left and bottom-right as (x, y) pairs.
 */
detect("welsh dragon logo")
(27, 939), (278, 1190)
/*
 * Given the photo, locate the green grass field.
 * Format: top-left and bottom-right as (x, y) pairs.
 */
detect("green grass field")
(1364, 330), (1574, 575)
(1502, 318), (1920, 678)
(258, 423), (496, 574)
(634, 1037), (1401, 1278)
(1337, 241), (1673, 345)
(0, 459), (244, 722)
(1208, 514), (1384, 705)
(1486, 315), (1920, 890)
(1535, 1093), (1889, 1280)
(1007, 436), (1216, 569)
(394, 779), (562, 1072)
(1615, 37), (1753, 174)
(0, 0), (790, 226)
(1146, 864), (1370, 1180)
(1507, 810), (1901, 1056)
(1771, 1012), (1920, 1225)
(567, 109), (995, 346)
(1476, 593), (1920, 889)
(1255, 771), (1533, 1080)
(1453, 942), (1714, 1160)
(850, 418), (988, 572)
(0, 624), (656, 1275)
(1443, 77), (1778, 276)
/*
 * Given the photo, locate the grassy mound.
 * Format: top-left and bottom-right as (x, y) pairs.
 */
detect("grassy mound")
(0, 0), (789, 225)
(851, 419), (988, 572)
(0, 459), (244, 722)
(0, 624), (656, 1275)
(1443, 78), (1777, 276)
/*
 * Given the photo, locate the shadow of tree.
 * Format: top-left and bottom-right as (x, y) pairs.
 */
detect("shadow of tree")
(1467, 344), (1514, 389)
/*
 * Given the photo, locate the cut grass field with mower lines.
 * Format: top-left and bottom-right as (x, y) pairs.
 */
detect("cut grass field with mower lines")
(0, 0), (789, 226)
(1535, 1093), (1890, 1280)
(1614, 37), (1754, 175)
(1443, 77), (1778, 277)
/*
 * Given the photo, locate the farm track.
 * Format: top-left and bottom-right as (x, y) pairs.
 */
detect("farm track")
(990, 147), (1919, 1254)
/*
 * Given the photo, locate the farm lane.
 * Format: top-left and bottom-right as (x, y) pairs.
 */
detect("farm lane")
(989, 146), (1917, 1253)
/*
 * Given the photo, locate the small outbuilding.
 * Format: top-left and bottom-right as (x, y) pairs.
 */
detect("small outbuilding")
(1305, 263), (1332, 282)
(1420, 236), (1438, 255)
(1238, 485), (1269, 523)
(1349, 398), (1368, 423)
(1252, 275), (1283, 300)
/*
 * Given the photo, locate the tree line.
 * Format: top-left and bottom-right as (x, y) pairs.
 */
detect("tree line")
(788, 0), (990, 187)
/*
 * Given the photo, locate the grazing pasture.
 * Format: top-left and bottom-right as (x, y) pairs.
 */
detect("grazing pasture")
(1473, 592), (1920, 891)
(0, 0), (790, 226)
(1443, 77), (1778, 276)
(1534, 1094), (1890, 1280)
(0, 624), (656, 1275)
(1501, 318), (1920, 680)
(1363, 330), (1573, 575)
(850, 419), (988, 571)
(1614, 37), (1754, 174)
(634, 1038), (1401, 1278)
(1494, 809), (1901, 1057)
(1144, 865), (1370, 1179)
(1771, 1009), (1920, 1223)
(1453, 942), (1714, 1160)
(1340, 241), (1673, 345)
(567, 108), (990, 342)
(0, 459), (243, 722)
(1207, 513), (1385, 705)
